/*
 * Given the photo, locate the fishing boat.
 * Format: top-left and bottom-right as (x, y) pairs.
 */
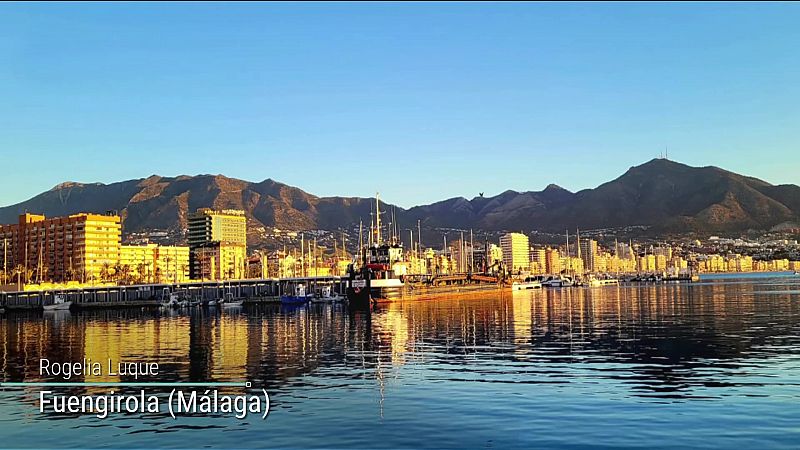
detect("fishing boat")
(512, 275), (543, 290)
(43, 294), (72, 311)
(347, 194), (507, 308)
(281, 284), (312, 305)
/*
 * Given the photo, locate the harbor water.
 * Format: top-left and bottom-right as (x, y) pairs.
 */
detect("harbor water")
(1, 275), (799, 448)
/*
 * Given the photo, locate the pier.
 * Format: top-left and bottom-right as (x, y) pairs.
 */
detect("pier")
(0, 276), (349, 310)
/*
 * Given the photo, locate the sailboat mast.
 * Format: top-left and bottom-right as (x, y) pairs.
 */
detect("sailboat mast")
(470, 229), (474, 273)
(566, 229), (570, 273)
(417, 219), (422, 258)
(375, 192), (381, 245)
(359, 220), (364, 263)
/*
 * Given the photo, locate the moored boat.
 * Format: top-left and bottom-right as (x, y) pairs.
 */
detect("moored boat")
(281, 284), (312, 305)
(346, 194), (507, 307)
(586, 275), (620, 287)
(43, 294), (72, 311)
(160, 293), (181, 309)
(222, 292), (244, 307)
(512, 275), (543, 290)
(541, 275), (574, 288)
(311, 285), (345, 303)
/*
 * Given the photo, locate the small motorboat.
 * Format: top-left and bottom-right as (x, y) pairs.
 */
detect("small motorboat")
(586, 276), (620, 287)
(541, 276), (574, 288)
(222, 292), (244, 307)
(281, 284), (312, 305)
(43, 294), (72, 311)
(512, 276), (543, 290)
(311, 285), (345, 303)
(160, 293), (181, 309)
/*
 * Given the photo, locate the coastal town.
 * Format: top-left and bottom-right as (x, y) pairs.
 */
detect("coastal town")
(0, 207), (798, 293)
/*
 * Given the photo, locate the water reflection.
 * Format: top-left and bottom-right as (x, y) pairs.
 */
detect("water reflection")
(1, 285), (799, 414)
(2, 281), (799, 401)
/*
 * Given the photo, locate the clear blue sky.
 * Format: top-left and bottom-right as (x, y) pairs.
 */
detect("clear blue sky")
(1, 2), (799, 208)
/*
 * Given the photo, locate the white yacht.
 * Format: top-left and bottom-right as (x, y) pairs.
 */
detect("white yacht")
(586, 276), (620, 287)
(512, 275), (543, 290)
(541, 275), (575, 288)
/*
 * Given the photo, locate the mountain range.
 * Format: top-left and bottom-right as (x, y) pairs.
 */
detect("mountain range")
(1, 159), (798, 245)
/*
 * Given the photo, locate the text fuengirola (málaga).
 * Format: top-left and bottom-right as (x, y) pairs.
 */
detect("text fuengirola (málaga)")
(39, 389), (270, 420)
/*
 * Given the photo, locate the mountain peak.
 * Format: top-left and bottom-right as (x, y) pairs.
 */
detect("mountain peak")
(50, 181), (102, 191)
(3, 160), (799, 239)
(637, 158), (691, 170)
(543, 183), (569, 193)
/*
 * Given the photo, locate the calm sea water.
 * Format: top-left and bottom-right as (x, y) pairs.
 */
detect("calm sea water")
(1, 276), (799, 448)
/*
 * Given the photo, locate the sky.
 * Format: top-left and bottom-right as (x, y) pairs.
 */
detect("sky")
(1, 2), (799, 208)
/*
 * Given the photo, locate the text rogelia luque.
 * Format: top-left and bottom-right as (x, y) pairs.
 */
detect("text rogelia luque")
(35, 359), (269, 420)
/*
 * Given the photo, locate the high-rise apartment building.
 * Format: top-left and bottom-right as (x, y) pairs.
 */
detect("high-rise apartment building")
(120, 244), (190, 284)
(500, 233), (530, 273)
(188, 208), (247, 248)
(580, 239), (598, 273)
(187, 208), (247, 280)
(545, 247), (561, 274)
(0, 213), (121, 284)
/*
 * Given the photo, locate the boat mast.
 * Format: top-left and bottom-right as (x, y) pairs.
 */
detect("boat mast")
(566, 229), (570, 275)
(458, 231), (463, 272)
(358, 220), (364, 263)
(576, 228), (581, 275)
(375, 192), (381, 245)
(417, 219), (422, 258)
(470, 229), (474, 273)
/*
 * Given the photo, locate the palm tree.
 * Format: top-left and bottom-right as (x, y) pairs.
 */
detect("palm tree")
(164, 256), (173, 283)
(113, 262), (124, 284)
(136, 263), (147, 284)
(119, 264), (131, 285)
(13, 264), (25, 290)
(100, 262), (112, 283)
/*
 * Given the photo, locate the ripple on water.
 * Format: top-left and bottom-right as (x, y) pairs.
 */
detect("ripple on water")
(0, 281), (799, 448)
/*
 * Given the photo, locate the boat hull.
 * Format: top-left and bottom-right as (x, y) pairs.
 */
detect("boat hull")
(346, 281), (507, 306)
(43, 301), (72, 311)
(512, 282), (542, 290)
(281, 295), (310, 305)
